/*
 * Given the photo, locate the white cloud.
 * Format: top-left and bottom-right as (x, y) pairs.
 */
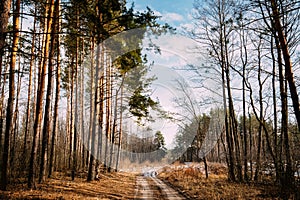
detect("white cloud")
(152, 10), (184, 24)
(162, 12), (184, 22)
(153, 10), (162, 17)
(180, 23), (194, 32)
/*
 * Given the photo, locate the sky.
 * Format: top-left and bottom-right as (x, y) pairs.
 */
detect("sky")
(121, 0), (224, 151)
(126, 0), (195, 32)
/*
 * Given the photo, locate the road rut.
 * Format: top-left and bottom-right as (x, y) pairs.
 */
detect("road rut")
(135, 176), (185, 200)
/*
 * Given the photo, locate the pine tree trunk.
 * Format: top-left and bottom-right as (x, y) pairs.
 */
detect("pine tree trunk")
(80, 39), (85, 170)
(39, 0), (58, 183)
(104, 58), (111, 169)
(115, 82), (124, 171)
(10, 46), (23, 178)
(0, 0), (12, 159)
(69, 64), (74, 170)
(0, 0), (12, 57)
(28, 0), (55, 189)
(0, 0), (19, 190)
(23, 4), (37, 161)
(109, 78), (121, 172)
(86, 38), (95, 169)
(0, 65), (8, 158)
(48, 0), (60, 178)
(87, 44), (100, 181)
(72, 23), (79, 180)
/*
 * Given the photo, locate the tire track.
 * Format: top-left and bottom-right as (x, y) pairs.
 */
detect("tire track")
(150, 177), (185, 200)
(134, 176), (153, 199)
(135, 175), (185, 200)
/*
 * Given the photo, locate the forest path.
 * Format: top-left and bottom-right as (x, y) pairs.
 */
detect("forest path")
(134, 175), (185, 200)
(135, 176), (153, 199)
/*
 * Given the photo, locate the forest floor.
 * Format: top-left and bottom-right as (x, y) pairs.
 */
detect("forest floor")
(0, 171), (137, 199)
(158, 162), (299, 200)
(0, 163), (298, 199)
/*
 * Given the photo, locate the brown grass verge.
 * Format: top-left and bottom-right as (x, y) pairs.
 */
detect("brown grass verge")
(0, 172), (137, 200)
(158, 162), (285, 200)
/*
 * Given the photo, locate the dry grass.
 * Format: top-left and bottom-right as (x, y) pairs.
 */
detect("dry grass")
(0, 172), (137, 200)
(1, 164), (298, 199)
(158, 162), (283, 200)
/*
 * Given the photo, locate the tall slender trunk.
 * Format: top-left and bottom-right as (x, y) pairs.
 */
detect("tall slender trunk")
(270, 0), (300, 132)
(109, 74), (123, 172)
(224, 22), (242, 181)
(69, 62), (74, 170)
(87, 44), (100, 181)
(11, 5), (25, 176)
(0, 62), (9, 157)
(39, 0), (58, 183)
(239, 20), (248, 182)
(72, 21), (79, 180)
(0, 0), (12, 59)
(66, 60), (72, 169)
(23, 4), (37, 160)
(107, 60), (115, 172)
(277, 35), (294, 190)
(270, 1), (295, 190)
(254, 41), (263, 181)
(218, 11), (235, 181)
(0, 0), (19, 190)
(86, 37), (95, 169)
(10, 44), (23, 178)
(270, 36), (279, 182)
(28, 0), (55, 188)
(108, 96), (117, 172)
(96, 72), (104, 174)
(242, 63), (248, 182)
(80, 38), (85, 170)
(48, 0), (60, 178)
(115, 81), (124, 171)
(96, 45), (105, 176)
(248, 111), (253, 180)
(104, 56), (111, 169)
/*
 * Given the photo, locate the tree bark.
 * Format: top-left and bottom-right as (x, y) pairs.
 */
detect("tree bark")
(277, 32), (294, 191)
(254, 40), (263, 181)
(86, 37), (95, 169)
(72, 16), (79, 180)
(115, 81), (124, 171)
(23, 3), (37, 161)
(80, 39), (85, 170)
(39, 0), (58, 183)
(0, 0), (19, 190)
(48, 0), (60, 178)
(87, 44), (100, 181)
(0, 0), (12, 57)
(270, 0), (300, 132)
(28, 0), (55, 189)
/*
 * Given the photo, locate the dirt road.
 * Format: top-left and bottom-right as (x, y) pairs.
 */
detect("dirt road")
(134, 175), (185, 200)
